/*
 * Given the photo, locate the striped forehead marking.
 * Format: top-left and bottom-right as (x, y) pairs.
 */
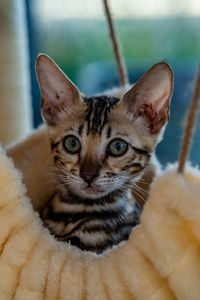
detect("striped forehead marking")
(84, 96), (119, 135)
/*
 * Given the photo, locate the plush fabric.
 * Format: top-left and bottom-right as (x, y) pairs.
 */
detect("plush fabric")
(0, 137), (199, 299)
(7, 126), (54, 211)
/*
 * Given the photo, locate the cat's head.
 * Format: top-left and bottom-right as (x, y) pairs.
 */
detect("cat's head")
(36, 54), (173, 199)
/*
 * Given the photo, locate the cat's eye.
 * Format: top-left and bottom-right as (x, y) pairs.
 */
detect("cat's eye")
(63, 135), (81, 154)
(107, 139), (128, 156)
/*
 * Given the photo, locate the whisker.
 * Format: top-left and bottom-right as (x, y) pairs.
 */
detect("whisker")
(132, 190), (147, 205)
(132, 188), (149, 200)
(136, 179), (150, 185)
(134, 183), (149, 196)
(134, 187), (149, 198)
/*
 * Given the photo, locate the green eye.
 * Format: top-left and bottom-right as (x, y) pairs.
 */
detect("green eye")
(107, 139), (128, 156)
(63, 135), (81, 154)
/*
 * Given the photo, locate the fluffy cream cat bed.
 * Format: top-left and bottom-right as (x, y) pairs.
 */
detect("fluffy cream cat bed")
(0, 125), (199, 300)
(1, 1), (200, 298)
(2, 64), (200, 300)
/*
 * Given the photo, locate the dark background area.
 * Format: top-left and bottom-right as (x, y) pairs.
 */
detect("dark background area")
(26, 0), (200, 166)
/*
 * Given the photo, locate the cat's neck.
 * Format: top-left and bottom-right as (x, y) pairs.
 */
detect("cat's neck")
(58, 187), (132, 207)
(42, 186), (140, 253)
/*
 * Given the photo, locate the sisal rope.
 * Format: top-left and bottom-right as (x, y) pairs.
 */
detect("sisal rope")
(178, 65), (200, 173)
(103, 0), (129, 87)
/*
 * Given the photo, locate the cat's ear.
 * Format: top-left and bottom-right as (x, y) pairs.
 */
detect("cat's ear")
(122, 62), (173, 135)
(36, 54), (81, 126)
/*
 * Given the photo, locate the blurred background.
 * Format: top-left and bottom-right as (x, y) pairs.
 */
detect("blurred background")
(26, 0), (200, 166)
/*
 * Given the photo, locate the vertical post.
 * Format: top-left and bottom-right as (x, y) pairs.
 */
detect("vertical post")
(0, 0), (32, 145)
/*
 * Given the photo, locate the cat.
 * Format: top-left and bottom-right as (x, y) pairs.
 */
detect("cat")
(36, 54), (173, 254)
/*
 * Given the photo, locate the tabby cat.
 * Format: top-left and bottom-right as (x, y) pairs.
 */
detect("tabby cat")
(36, 54), (173, 254)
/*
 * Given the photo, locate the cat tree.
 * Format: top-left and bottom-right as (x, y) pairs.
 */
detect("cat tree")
(0, 0), (32, 146)
(0, 0), (200, 299)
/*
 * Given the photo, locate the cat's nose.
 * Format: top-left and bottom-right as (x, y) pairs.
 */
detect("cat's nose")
(80, 172), (98, 184)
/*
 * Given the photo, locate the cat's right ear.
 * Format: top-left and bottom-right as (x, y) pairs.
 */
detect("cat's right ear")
(36, 54), (81, 126)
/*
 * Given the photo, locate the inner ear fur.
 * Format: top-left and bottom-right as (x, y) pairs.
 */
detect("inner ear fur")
(122, 62), (174, 135)
(36, 54), (81, 126)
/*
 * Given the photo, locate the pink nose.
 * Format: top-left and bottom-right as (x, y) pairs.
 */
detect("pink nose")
(80, 172), (97, 184)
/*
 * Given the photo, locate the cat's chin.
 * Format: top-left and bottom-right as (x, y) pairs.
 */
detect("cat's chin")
(74, 186), (111, 200)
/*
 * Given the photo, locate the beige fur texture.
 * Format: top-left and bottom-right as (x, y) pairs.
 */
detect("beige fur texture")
(7, 125), (54, 211)
(2, 140), (200, 299)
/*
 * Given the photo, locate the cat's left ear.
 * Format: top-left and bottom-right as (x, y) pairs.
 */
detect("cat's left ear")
(36, 54), (81, 126)
(122, 62), (173, 135)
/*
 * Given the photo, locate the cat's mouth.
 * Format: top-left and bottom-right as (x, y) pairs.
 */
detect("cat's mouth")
(79, 183), (111, 199)
(85, 186), (97, 193)
(84, 185), (105, 195)
(67, 178), (124, 199)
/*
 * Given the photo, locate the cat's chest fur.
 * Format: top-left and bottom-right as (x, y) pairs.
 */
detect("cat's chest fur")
(42, 189), (140, 254)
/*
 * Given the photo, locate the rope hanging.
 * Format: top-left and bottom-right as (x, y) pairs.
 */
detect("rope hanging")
(103, 0), (129, 87)
(178, 65), (200, 173)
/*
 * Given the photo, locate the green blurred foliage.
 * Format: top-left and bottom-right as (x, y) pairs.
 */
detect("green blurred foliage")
(35, 17), (200, 82)
(32, 16), (200, 164)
